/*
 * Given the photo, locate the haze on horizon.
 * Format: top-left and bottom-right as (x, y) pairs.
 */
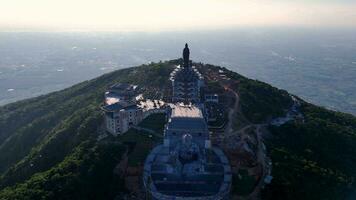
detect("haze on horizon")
(1, 0), (356, 31)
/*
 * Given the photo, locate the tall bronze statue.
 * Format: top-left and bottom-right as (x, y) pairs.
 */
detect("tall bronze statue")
(183, 43), (190, 68)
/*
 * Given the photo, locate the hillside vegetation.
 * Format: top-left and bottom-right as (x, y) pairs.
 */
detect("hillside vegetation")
(0, 60), (355, 199)
(0, 61), (174, 199)
(263, 103), (356, 200)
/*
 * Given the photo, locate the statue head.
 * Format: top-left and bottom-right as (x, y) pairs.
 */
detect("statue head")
(185, 43), (188, 48)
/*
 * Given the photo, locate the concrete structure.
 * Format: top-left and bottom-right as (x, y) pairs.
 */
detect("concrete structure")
(143, 44), (232, 199)
(170, 44), (203, 104)
(102, 82), (172, 135)
(139, 100), (168, 119)
(164, 104), (211, 149)
(143, 104), (231, 200)
(205, 94), (219, 103)
(102, 101), (143, 135)
(105, 83), (138, 105)
(102, 83), (146, 135)
(108, 83), (138, 99)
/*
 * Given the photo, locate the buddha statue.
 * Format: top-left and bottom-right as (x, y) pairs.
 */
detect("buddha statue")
(183, 43), (190, 68)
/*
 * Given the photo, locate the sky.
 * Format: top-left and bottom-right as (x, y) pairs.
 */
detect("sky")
(1, 0), (356, 31)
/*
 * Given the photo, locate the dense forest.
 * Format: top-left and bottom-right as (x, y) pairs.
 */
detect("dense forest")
(0, 61), (355, 199)
(263, 103), (356, 200)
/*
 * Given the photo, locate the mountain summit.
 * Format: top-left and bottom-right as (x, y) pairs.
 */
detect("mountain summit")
(0, 56), (355, 199)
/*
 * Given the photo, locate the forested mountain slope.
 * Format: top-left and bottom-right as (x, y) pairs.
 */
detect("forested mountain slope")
(0, 60), (355, 200)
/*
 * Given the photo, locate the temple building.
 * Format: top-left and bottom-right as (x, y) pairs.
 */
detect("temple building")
(102, 83), (143, 135)
(143, 104), (231, 200)
(163, 105), (210, 149)
(105, 83), (138, 105)
(170, 43), (204, 104)
(143, 44), (231, 200)
(102, 101), (143, 135)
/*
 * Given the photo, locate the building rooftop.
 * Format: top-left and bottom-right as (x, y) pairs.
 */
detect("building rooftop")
(171, 104), (203, 119)
(101, 101), (137, 112)
(102, 103), (125, 112)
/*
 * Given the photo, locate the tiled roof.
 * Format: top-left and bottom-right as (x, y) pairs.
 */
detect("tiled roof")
(102, 101), (138, 112)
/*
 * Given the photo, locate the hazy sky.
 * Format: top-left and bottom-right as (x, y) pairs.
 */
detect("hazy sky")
(1, 0), (356, 31)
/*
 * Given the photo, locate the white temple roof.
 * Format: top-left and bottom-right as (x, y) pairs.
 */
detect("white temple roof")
(171, 104), (203, 118)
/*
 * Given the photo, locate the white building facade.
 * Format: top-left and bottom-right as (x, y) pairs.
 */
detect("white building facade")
(103, 103), (143, 135)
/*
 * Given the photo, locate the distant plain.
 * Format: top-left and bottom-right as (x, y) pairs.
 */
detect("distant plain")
(1, 28), (355, 115)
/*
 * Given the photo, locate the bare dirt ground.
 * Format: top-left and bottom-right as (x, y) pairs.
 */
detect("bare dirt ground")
(206, 69), (270, 200)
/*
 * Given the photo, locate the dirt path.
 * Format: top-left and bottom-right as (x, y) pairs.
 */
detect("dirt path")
(221, 87), (268, 199)
(249, 125), (266, 199)
(210, 71), (270, 199)
(221, 84), (240, 137)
